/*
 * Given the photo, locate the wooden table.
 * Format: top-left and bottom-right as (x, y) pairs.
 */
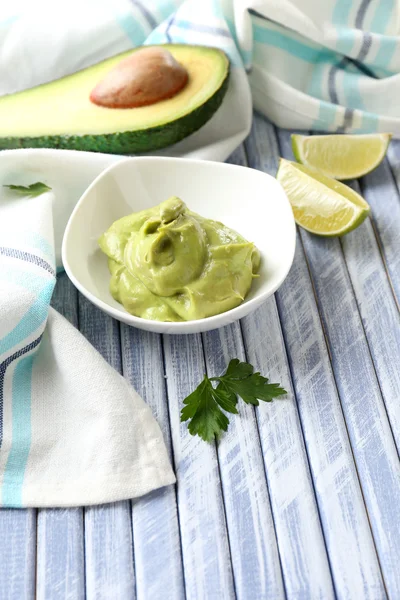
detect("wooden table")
(1, 115), (400, 600)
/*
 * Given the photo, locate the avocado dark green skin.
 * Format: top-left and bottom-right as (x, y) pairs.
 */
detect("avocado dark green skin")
(0, 69), (230, 154)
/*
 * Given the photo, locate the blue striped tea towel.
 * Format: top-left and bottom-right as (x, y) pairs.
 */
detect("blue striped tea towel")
(1, 0), (399, 137)
(0, 150), (175, 508)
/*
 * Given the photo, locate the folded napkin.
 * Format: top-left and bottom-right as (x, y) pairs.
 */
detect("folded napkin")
(0, 150), (175, 508)
(1, 0), (400, 137)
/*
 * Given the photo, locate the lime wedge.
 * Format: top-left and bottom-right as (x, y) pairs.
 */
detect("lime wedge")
(292, 133), (391, 180)
(277, 159), (370, 236)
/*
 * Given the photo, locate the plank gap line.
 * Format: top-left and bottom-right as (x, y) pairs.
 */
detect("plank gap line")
(199, 332), (238, 600)
(160, 333), (188, 600)
(237, 318), (289, 600)
(273, 123), (387, 597)
(336, 239), (400, 461)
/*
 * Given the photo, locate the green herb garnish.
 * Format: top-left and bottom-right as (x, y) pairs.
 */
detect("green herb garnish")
(180, 359), (287, 442)
(4, 182), (52, 197)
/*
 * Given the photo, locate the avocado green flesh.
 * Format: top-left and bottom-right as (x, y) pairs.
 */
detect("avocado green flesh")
(98, 197), (261, 322)
(0, 45), (230, 154)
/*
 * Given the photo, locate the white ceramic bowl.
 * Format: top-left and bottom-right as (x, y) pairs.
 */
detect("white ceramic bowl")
(62, 157), (296, 334)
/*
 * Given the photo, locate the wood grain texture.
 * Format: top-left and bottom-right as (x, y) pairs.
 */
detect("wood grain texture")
(341, 184), (400, 453)
(361, 149), (400, 304)
(245, 115), (386, 599)
(37, 509), (84, 600)
(241, 297), (335, 600)
(36, 274), (85, 600)
(276, 229), (387, 599)
(120, 325), (185, 600)
(298, 227), (400, 594)
(163, 333), (235, 600)
(278, 129), (400, 595)
(0, 509), (36, 600)
(209, 143), (334, 600)
(202, 322), (285, 600)
(78, 296), (136, 600)
(235, 133), (334, 597)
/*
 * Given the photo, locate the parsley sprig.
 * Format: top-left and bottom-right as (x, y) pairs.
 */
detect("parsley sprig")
(181, 359), (287, 442)
(4, 182), (52, 197)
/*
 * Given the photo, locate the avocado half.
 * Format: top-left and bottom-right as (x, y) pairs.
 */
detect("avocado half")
(0, 45), (230, 154)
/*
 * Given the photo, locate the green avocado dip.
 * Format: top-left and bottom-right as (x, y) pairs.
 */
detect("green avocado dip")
(98, 196), (261, 322)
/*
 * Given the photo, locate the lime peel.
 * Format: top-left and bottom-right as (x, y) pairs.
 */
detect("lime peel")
(277, 159), (370, 237)
(292, 133), (391, 180)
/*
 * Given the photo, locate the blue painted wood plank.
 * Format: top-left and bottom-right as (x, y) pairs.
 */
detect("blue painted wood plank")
(84, 502), (135, 600)
(37, 509), (84, 600)
(226, 145), (248, 167)
(297, 225), (400, 594)
(278, 127), (400, 597)
(36, 273), (85, 600)
(50, 271), (79, 325)
(245, 114), (386, 599)
(78, 296), (136, 600)
(207, 142), (333, 600)
(0, 509), (36, 600)
(120, 325), (185, 600)
(202, 322), (286, 600)
(276, 229), (387, 599)
(341, 183), (400, 454)
(361, 147), (400, 303)
(240, 298), (335, 600)
(162, 333), (235, 600)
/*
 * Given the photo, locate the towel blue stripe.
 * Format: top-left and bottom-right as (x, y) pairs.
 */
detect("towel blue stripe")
(353, 111), (380, 132)
(342, 69), (365, 110)
(370, 0), (396, 74)
(0, 281), (54, 357)
(332, 0), (354, 25)
(334, 29), (358, 56)
(10, 232), (54, 263)
(30, 233), (55, 263)
(115, 5), (148, 44)
(370, 0), (394, 33)
(156, 0), (178, 21)
(172, 19), (231, 38)
(0, 266), (51, 289)
(374, 37), (397, 72)
(2, 354), (35, 507)
(253, 24), (335, 64)
(311, 101), (339, 131)
(0, 335), (42, 450)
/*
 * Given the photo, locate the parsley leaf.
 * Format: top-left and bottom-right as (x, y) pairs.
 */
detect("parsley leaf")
(4, 182), (52, 197)
(217, 359), (287, 406)
(180, 359), (287, 441)
(181, 378), (233, 442)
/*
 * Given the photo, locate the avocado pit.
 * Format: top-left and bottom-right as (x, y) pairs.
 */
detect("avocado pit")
(90, 47), (189, 109)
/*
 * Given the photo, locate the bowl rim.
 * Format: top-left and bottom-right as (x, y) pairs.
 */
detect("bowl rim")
(62, 155), (296, 332)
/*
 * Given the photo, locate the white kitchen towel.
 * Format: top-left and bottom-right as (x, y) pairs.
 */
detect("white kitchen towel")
(1, 0), (400, 140)
(0, 149), (176, 508)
